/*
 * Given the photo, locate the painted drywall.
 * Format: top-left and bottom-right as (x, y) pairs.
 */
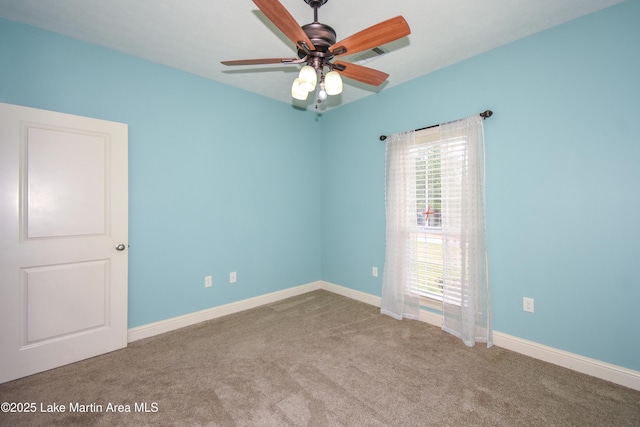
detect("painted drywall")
(320, 1), (640, 372)
(0, 18), (323, 327)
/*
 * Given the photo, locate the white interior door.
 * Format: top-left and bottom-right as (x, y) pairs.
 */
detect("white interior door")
(0, 102), (128, 384)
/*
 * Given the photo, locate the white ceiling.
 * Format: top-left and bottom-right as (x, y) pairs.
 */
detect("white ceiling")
(0, 0), (623, 110)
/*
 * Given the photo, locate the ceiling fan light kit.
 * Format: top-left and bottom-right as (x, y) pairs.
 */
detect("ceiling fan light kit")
(221, 0), (411, 107)
(298, 65), (318, 92)
(324, 70), (342, 95)
(291, 78), (308, 100)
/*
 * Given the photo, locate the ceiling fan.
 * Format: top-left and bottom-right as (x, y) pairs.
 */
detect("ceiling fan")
(221, 0), (411, 104)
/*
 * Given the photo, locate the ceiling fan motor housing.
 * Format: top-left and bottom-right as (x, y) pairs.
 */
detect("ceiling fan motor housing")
(298, 22), (336, 58)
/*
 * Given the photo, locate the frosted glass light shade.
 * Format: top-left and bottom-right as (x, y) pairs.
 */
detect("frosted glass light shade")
(298, 65), (317, 92)
(291, 78), (308, 100)
(324, 71), (343, 95)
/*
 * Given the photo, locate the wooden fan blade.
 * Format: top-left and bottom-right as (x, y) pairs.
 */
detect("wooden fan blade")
(221, 58), (297, 66)
(331, 16), (410, 57)
(253, 0), (315, 50)
(334, 61), (389, 86)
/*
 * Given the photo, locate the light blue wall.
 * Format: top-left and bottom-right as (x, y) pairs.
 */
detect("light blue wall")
(321, 1), (640, 371)
(0, 19), (323, 327)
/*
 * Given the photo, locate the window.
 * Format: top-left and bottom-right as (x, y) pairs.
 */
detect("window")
(381, 114), (490, 347)
(408, 126), (464, 306)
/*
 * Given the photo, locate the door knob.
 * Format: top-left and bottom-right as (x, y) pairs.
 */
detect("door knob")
(115, 243), (127, 251)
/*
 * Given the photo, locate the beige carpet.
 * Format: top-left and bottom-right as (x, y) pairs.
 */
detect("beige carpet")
(1, 290), (638, 426)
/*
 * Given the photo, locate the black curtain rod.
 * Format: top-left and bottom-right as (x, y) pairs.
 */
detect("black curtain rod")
(379, 110), (493, 141)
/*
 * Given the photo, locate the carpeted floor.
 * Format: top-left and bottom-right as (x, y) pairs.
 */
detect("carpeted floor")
(1, 290), (639, 426)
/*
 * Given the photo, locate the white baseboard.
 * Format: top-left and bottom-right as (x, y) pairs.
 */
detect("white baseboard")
(127, 281), (322, 342)
(319, 281), (382, 307)
(492, 332), (640, 391)
(128, 280), (640, 391)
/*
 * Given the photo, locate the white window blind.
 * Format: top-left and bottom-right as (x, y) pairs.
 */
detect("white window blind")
(409, 126), (467, 305)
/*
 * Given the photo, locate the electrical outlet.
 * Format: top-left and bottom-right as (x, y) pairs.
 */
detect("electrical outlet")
(372, 267), (378, 277)
(523, 297), (534, 313)
(204, 276), (212, 288)
(230, 272), (237, 283)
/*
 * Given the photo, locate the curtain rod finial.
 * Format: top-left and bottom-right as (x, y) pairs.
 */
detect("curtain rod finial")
(481, 110), (493, 119)
(380, 135), (387, 141)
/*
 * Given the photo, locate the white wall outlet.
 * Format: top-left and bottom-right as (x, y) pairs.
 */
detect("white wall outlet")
(523, 297), (534, 313)
(372, 267), (378, 277)
(204, 276), (212, 288)
(230, 272), (237, 283)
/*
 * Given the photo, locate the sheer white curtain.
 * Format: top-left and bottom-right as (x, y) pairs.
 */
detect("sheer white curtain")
(380, 115), (492, 347)
(380, 130), (420, 320)
(440, 115), (492, 347)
